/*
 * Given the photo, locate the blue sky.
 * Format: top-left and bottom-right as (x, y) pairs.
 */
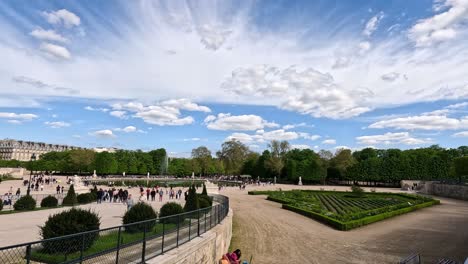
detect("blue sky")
(0, 0), (467, 157)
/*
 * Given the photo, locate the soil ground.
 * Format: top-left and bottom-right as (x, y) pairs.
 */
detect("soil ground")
(225, 184), (468, 264)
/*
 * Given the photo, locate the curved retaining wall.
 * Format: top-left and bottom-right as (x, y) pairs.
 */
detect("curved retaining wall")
(148, 208), (233, 264)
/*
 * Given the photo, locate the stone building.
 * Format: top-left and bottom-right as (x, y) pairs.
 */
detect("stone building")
(0, 139), (79, 161)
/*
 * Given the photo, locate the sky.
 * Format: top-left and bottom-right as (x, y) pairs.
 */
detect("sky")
(0, 0), (467, 157)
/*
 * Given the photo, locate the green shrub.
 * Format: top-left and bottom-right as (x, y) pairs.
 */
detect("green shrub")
(40, 208), (100, 253)
(198, 194), (213, 207)
(14, 195), (36, 211)
(201, 184), (208, 196)
(77, 193), (95, 204)
(184, 185), (199, 213)
(89, 185), (98, 200)
(40, 196), (58, 208)
(159, 202), (184, 224)
(0, 199), (3, 211)
(62, 185), (78, 206)
(350, 185), (365, 197)
(123, 202), (157, 233)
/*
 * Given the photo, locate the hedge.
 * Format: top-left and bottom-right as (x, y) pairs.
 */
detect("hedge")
(282, 200), (440, 231)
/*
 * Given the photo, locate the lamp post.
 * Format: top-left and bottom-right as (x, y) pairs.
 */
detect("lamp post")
(27, 153), (36, 196)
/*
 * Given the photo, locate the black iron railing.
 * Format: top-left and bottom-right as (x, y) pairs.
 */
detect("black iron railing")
(0, 194), (229, 264)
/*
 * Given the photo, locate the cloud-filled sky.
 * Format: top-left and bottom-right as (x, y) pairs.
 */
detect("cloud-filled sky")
(0, 0), (467, 157)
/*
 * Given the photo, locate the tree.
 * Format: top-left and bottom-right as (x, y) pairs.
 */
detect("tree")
(216, 139), (250, 175)
(94, 152), (118, 175)
(69, 149), (95, 175)
(330, 149), (356, 180)
(265, 140), (289, 179)
(184, 185), (199, 212)
(192, 146), (212, 176)
(454, 156), (468, 183)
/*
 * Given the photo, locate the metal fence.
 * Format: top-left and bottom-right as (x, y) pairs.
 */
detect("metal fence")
(0, 194), (229, 264)
(399, 253), (421, 264)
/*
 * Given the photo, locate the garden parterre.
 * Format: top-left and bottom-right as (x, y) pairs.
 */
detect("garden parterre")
(249, 190), (439, 230)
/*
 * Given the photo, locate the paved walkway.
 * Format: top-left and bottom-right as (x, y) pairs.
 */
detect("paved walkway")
(225, 184), (468, 264)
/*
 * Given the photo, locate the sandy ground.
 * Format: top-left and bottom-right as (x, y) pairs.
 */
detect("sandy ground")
(225, 184), (468, 264)
(0, 179), (188, 247)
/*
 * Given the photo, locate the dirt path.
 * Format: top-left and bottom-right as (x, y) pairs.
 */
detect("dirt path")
(225, 185), (468, 264)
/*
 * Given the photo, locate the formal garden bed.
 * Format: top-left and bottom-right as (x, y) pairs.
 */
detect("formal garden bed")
(248, 189), (439, 230)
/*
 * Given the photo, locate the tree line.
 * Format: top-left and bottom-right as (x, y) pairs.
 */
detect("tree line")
(0, 140), (467, 183)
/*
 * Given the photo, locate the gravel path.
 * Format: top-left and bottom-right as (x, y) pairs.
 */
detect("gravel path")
(225, 184), (468, 264)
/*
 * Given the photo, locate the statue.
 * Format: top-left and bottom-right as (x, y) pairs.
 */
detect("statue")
(123, 172), (126, 177)
(274, 176), (276, 185)
(298, 177), (303, 186)
(93, 170), (97, 178)
(192, 172), (195, 179)
(72, 175), (88, 193)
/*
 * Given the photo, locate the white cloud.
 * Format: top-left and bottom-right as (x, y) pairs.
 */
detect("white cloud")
(110, 110), (127, 119)
(30, 29), (68, 43)
(452, 131), (468, 137)
(205, 113), (278, 131)
(283, 122), (307, 130)
(44, 121), (70, 128)
(226, 129), (319, 144)
(197, 24), (232, 50)
(183, 138), (201, 141)
(6, 120), (22, 124)
(90, 129), (116, 138)
(322, 139), (337, 145)
(291, 144), (312, 150)
(408, 0), (468, 46)
(84, 106), (109, 112)
(446, 102), (468, 109)
(40, 43), (71, 59)
(262, 129), (300, 141)
(114, 126), (137, 133)
(356, 132), (431, 145)
(298, 132), (321, 141)
(363, 12), (384, 36)
(334, 145), (350, 150)
(0, 112), (38, 120)
(42, 9), (81, 28)
(369, 115), (468, 130)
(112, 99), (207, 126)
(381, 72), (401, 82)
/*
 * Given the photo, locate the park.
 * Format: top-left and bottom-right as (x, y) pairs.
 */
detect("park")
(0, 141), (466, 263)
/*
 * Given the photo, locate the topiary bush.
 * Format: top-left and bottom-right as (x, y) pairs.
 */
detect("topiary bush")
(351, 185), (365, 197)
(89, 185), (98, 200)
(62, 184), (78, 206)
(201, 183), (208, 196)
(40, 208), (100, 253)
(40, 196), (58, 208)
(184, 185), (199, 213)
(77, 193), (94, 204)
(159, 202), (184, 224)
(123, 202), (157, 233)
(14, 195), (36, 211)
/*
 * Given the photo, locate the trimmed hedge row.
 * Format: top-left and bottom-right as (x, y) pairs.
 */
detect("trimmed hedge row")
(282, 200), (440, 231)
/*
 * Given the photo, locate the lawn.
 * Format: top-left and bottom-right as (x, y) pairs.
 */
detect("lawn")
(249, 190), (439, 230)
(30, 222), (178, 264)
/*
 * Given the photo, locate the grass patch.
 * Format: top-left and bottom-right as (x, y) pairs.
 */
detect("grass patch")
(30, 222), (177, 264)
(250, 190), (439, 230)
(0, 206), (62, 215)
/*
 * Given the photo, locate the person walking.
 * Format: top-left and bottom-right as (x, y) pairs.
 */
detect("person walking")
(15, 188), (21, 199)
(158, 189), (163, 202)
(126, 194), (134, 210)
(151, 188), (156, 201)
(146, 188), (150, 201)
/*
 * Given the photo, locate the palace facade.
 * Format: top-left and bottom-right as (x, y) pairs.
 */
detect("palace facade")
(0, 139), (80, 161)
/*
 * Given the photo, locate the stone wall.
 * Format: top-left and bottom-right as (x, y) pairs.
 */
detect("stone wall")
(0, 168), (27, 177)
(422, 182), (468, 201)
(148, 209), (233, 264)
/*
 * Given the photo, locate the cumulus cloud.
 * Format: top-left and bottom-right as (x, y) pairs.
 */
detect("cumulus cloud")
(0, 112), (38, 120)
(112, 99), (208, 126)
(30, 29), (68, 43)
(452, 131), (468, 137)
(90, 129), (115, 138)
(225, 129), (320, 144)
(84, 106), (109, 112)
(408, 0), (468, 46)
(205, 113), (278, 131)
(223, 65), (372, 119)
(322, 139), (337, 145)
(363, 12), (384, 36)
(381, 72), (401, 82)
(44, 121), (70, 128)
(114, 126), (137, 133)
(109, 110), (127, 119)
(291, 144), (312, 150)
(40, 43), (71, 59)
(369, 114), (468, 130)
(356, 132), (431, 145)
(197, 24), (232, 50)
(283, 122), (307, 130)
(42, 9), (81, 28)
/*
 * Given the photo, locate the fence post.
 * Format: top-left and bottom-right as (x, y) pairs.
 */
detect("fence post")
(197, 209), (200, 236)
(80, 233), (85, 263)
(204, 210), (207, 233)
(142, 223), (147, 263)
(115, 227), (122, 264)
(188, 217), (191, 240)
(25, 244), (31, 264)
(161, 221), (165, 254)
(176, 214), (180, 247)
